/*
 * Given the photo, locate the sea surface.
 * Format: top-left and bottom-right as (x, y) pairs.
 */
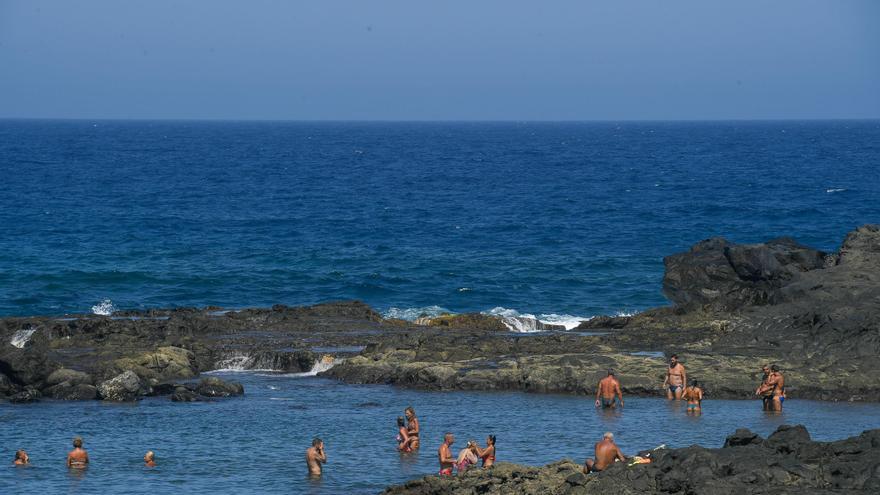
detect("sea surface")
(2, 372), (880, 494)
(1, 120), (879, 323)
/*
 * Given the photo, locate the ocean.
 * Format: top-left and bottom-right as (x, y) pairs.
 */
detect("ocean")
(1, 120), (878, 322)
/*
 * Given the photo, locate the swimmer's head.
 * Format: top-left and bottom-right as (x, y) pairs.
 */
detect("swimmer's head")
(603, 432), (614, 441)
(607, 369), (615, 376)
(770, 365), (780, 372)
(312, 438), (323, 448)
(15, 450), (27, 461)
(397, 416), (405, 427)
(144, 451), (154, 462)
(73, 437), (83, 448)
(487, 435), (496, 445)
(405, 406), (415, 418)
(444, 432), (454, 445)
(691, 379), (699, 387)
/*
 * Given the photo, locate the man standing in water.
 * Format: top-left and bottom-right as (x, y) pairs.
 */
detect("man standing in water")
(584, 432), (627, 473)
(662, 354), (687, 400)
(595, 369), (624, 409)
(438, 433), (456, 476)
(66, 437), (89, 469)
(756, 364), (773, 410)
(767, 365), (786, 412)
(306, 438), (327, 476)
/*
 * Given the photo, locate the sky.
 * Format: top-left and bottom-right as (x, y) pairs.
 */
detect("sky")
(0, 0), (878, 120)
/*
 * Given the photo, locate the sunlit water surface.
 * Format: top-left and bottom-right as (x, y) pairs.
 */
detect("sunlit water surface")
(2, 373), (879, 494)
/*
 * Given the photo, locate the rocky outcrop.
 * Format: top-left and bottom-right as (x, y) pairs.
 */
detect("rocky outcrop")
(110, 346), (197, 383)
(194, 376), (244, 397)
(415, 313), (509, 332)
(384, 425), (880, 494)
(97, 370), (152, 401)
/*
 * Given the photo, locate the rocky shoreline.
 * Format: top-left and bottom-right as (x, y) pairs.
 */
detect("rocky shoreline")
(1, 225), (878, 404)
(382, 425), (880, 494)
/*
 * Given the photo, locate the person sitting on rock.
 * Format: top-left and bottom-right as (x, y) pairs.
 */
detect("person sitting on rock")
(767, 365), (786, 412)
(454, 440), (479, 473)
(144, 451), (156, 467)
(396, 417), (411, 452)
(67, 437), (89, 469)
(584, 432), (626, 473)
(683, 379), (703, 414)
(405, 406), (420, 450)
(755, 364), (773, 410)
(473, 435), (496, 468)
(306, 438), (327, 476)
(13, 449), (29, 466)
(595, 369), (624, 409)
(662, 354), (687, 400)
(438, 433), (456, 476)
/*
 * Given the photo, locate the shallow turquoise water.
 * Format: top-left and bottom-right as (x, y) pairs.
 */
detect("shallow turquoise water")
(2, 373), (878, 494)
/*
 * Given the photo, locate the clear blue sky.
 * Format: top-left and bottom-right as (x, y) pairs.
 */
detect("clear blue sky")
(1, 0), (878, 120)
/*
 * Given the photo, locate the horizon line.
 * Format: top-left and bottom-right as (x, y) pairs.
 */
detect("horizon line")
(1, 117), (879, 124)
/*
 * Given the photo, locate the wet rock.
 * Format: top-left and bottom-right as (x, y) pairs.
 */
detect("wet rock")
(170, 386), (202, 402)
(148, 382), (178, 396)
(576, 315), (632, 330)
(0, 372), (15, 396)
(9, 387), (41, 404)
(416, 313), (509, 332)
(0, 338), (59, 389)
(194, 376), (243, 397)
(112, 346), (197, 383)
(97, 370), (152, 401)
(723, 428), (762, 447)
(43, 382), (98, 400)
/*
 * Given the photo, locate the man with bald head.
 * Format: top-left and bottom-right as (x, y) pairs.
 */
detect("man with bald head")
(584, 432), (627, 473)
(438, 433), (456, 476)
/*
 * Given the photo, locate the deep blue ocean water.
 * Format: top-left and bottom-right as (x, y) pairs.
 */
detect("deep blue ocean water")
(2, 373), (880, 494)
(2, 120), (878, 320)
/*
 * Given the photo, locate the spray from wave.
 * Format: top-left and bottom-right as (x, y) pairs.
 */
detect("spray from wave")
(383, 305), (597, 332)
(91, 299), (116, 316)
(383, 305), (450, 321)
(10, 328), (37, 348)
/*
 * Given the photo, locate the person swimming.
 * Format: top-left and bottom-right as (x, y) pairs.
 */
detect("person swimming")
(396, 416), (412, 452)
(473, 435), (496, 468)
(14, 449), (29, 466)
(144, 451), (156, 467)
(683, 379), (703, 414)
(67, 437), (89, 469)
(405, 406), (420, 450)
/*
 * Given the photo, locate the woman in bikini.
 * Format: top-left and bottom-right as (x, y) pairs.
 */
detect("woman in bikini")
(405, 406), (420, 450)
(13, 450), (29, 466)
(473, 435), (496, 468)
(396, 416), (411, 452)
(683, 380), (703, 414)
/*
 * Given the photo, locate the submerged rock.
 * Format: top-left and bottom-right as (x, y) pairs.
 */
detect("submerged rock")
(9, 387), (42, 404)
(194, 377), (244, 397)
(43, 382), (98, 401)
(97, 370), (152, 401)
(170, 386), (202, 402)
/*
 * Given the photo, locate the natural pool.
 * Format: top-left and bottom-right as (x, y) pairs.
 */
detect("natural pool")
(2, 373), (879, 494)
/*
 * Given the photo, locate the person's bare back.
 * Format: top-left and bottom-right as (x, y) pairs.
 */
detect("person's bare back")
(584, 432), (626, 473)
(306, 439), (327, 476)
(595, 370), (623, 408)
(67, 437), (89, 469)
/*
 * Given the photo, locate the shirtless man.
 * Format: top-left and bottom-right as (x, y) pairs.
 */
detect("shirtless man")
(767, 365), (785, 412)
(662, 354), (687, 400)
(405, 406), (420, 450)
(595, 369), (624, 409)
(144, 451), (156, 467)
(755, 364), (773, 410)
(306, 438), (327, 476)
(66, 437), (89, 469)
(437, 433), (456, 476)
(584, 432), (626, 473)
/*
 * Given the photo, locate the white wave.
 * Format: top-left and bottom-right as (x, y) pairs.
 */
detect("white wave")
(457, 287), (471, 292)
(211, 355), (254, 371)
(826, 188), (847, 193)
(10, 328), (37, 348)
(536, 313), (590, 331)
(383, 305), (451, 321)
(273, 356), (341, 378)
(91, 299), (116, 316)
(483, 307), (588, 332)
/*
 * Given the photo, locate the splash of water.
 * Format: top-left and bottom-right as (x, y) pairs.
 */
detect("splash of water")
(91, 299), (116, 316)
(10, 328), (37, 348)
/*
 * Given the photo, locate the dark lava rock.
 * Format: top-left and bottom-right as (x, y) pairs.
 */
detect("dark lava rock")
(385, 425), (880, 494)
(170, 386), (202, 402)
(97, 370), (152, 401)
(0, 336), (59, 389)
(9, 388), (42, 404)
(148, 383), (178, 396)
(0, 372), (16, 396)
(43, 382), (98, 400)
(576, 315), (632, 330)
(662, 236), (827, 310)
(45, 368), (93, 387)
(194, 376), (244, 397)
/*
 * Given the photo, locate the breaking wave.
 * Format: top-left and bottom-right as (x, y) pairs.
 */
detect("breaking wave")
(10, 328), (37, 348)
(382, 305), (450, 321)
(91, 299), (116, 316)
